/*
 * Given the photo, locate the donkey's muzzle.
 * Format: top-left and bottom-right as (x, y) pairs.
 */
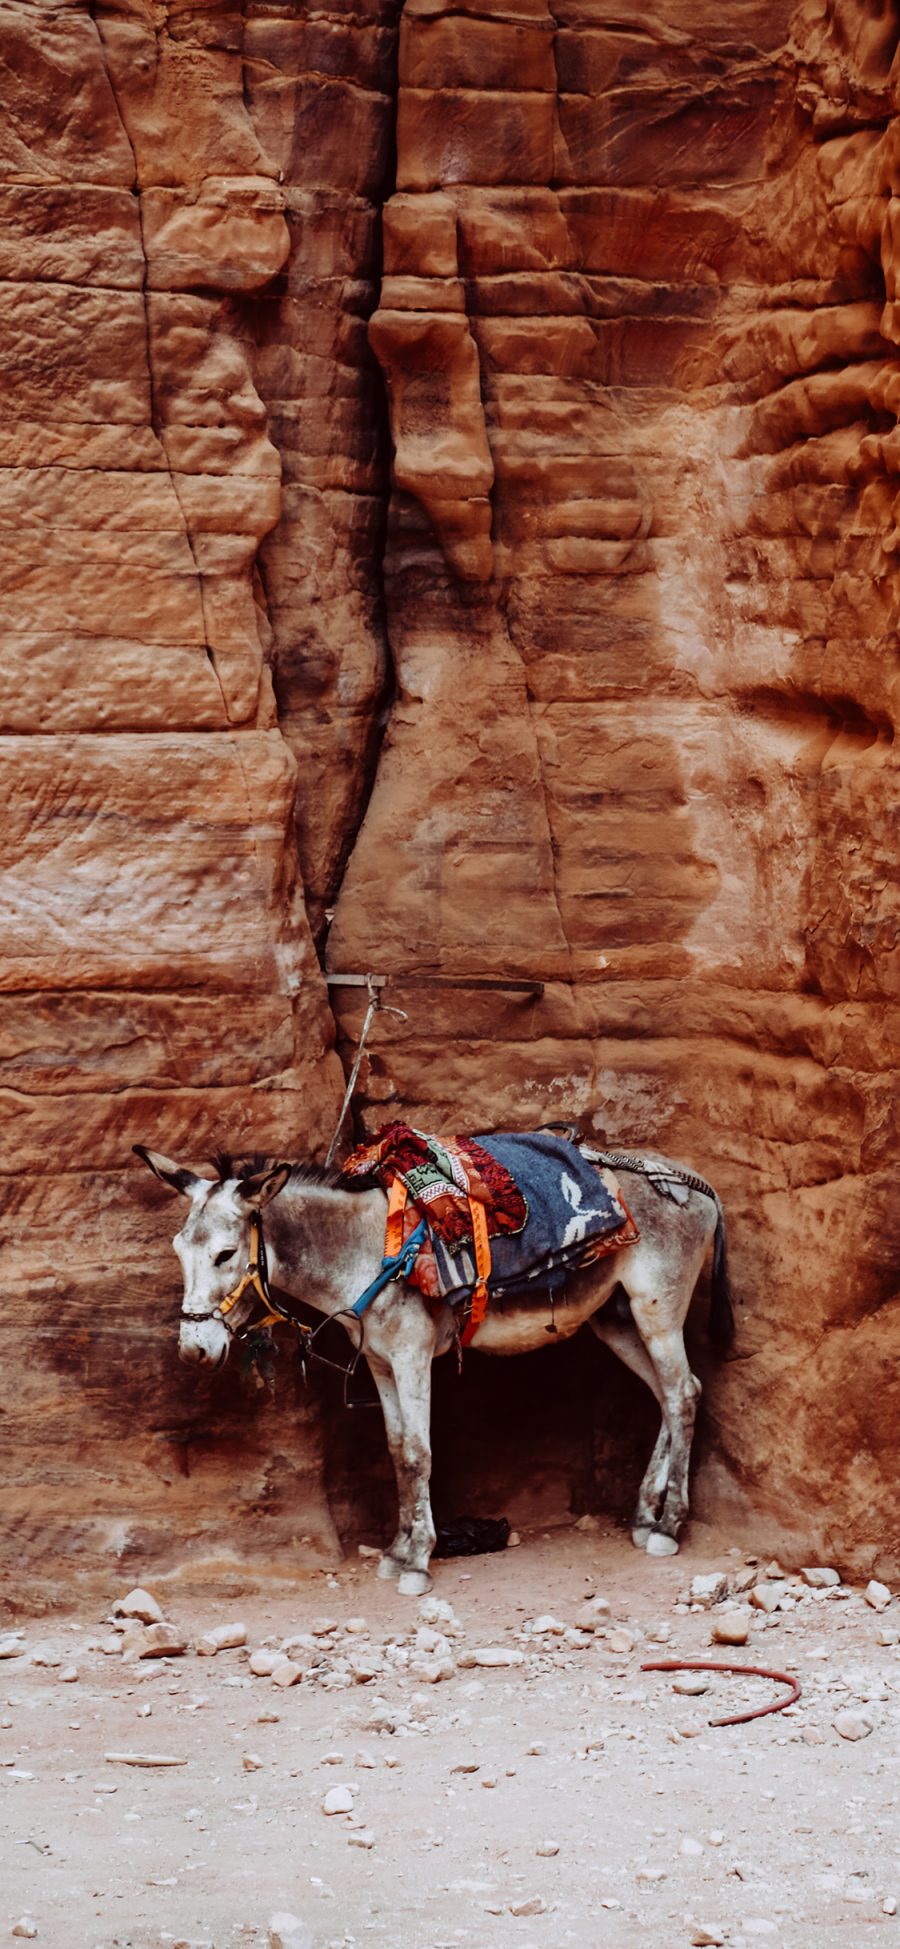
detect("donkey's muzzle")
(178, 1320), (229, 1368)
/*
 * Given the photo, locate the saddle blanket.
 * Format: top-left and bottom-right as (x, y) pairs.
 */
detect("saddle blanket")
(342, 1121), (527, 1248)
(342, 1125), (639, 1309)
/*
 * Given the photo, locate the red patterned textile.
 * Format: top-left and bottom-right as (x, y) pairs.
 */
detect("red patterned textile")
(340, 1121), (527, 1251)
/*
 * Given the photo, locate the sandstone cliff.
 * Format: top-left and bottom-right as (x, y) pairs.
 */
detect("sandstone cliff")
(1, 0), (898, 1604)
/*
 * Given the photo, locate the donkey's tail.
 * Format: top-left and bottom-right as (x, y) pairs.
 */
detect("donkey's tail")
(709, 1195), (735, 1349)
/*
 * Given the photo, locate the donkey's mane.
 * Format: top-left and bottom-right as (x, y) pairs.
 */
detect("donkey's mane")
(211, 1150), (379, 1193)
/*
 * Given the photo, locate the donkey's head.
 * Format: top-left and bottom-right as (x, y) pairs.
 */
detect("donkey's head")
(134, 1147), (290, 1367)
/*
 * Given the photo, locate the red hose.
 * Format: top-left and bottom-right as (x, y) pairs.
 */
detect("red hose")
(640, 1657), (802, 1727)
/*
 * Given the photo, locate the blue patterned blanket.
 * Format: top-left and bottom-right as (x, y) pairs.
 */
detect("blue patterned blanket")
(426, 1131), (635, 1307)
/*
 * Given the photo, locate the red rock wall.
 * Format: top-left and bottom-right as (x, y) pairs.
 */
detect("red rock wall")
(2, 0), (898, 1604)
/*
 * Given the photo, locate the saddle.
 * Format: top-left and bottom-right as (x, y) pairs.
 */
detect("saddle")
(341, 1124), (639, 1343)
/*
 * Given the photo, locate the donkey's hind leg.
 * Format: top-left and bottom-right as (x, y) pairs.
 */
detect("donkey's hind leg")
(590, 1314), (670, 1549)
(627, 1303), (701, 1556)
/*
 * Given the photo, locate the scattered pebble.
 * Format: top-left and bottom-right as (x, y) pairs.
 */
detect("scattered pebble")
(120, 1622), (186, 1662)
(112, 1587), (163, 1624)
(268, 1915), (313, 1949)
(834, 1707), (876, 1741)
(535, 1842), (560, 1856)
(801, 1567), (840, 1588)
(322, 1785), (355, 1815)
(470, 1647), (524, 1668)
(748, 1583), (785, 1614)
(347, 1828), (375, 1848)
(11, 1922), (37, 1940)
(864, 1581), (892, 1613)
(673, 1674), (709, 1696)
(690, 1574), (728, 1608)
(574, 1596), (611, 1631)
(249, 1651), (282, 1678)
(270, 1659), (302, 1689)
(30, 1646), (62, 1669)
(508, 1896), (546, 1917)
(711, 1610), (751, 1647)
(196, 1622), (247, 1656)
(104, 1751), (188, 1768)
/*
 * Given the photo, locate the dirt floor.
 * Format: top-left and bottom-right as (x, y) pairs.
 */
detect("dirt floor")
(2, 1521), (899, 1949)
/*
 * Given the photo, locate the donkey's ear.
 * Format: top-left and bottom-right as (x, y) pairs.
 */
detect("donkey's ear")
(235, 1163), (292, 1210)
(133, 1145), (202, 1198)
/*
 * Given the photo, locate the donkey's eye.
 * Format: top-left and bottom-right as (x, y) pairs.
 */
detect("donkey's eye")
(214, 1248), (237, 1267)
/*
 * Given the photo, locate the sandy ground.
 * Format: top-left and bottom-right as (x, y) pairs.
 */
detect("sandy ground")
(2, 1522), (899, 1949)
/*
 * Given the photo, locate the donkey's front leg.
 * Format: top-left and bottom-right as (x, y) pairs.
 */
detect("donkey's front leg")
(368, 1299), (437, 1596)
(367, 1355), (421, 1584)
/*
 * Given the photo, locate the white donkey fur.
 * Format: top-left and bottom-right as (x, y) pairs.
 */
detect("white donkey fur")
(136, 1144), (732, 1596)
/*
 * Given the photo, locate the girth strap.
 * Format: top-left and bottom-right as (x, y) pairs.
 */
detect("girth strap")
(350, 1184), (428, 1317)
(461, 1197), (492, 1347)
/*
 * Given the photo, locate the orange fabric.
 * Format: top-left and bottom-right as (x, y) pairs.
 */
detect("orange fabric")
(461, 1197), (492, 1346)
(384, 1177), (409, 1258)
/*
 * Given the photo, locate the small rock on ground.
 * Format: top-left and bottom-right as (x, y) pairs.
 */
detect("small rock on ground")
(690, 1574), (729, 1608)
(196, 1622), (247, 1656)
(268, 1914), (313, 1949)
(120, 1622), (186, 1662)
(834, 1707), (876, 1741)
(748, 1583), (785, 1614)
(322, 1785), (355, 1815)
(112, 1587), (163, 1624)
(270, 1659), (302, 1689)
(711, 1610), (751, 1646)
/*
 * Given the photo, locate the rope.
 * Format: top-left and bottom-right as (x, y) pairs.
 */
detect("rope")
(585, 1148), (718, 1203)
(324, 975), (381, 1167)
(324, 974), (409, 1167)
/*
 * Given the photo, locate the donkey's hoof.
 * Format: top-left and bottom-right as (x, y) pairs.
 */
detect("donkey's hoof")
(631, 1526), (652, 1551)
(397, 1569), (432, 1598)
(377, 1554), (402, 1582)
(646, 1531), (680, 1557)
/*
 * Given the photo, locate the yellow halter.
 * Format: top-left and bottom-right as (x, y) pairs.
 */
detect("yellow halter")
(217, 1213), (295, 1334)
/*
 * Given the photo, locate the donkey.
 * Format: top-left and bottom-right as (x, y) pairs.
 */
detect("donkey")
(135, 1142), (733, 1595)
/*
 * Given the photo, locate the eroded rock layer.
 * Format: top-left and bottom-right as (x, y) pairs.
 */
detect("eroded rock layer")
(1, 0), (898, 1601)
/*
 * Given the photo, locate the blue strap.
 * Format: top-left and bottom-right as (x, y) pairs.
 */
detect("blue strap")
(350, 1217), (429, 1317)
